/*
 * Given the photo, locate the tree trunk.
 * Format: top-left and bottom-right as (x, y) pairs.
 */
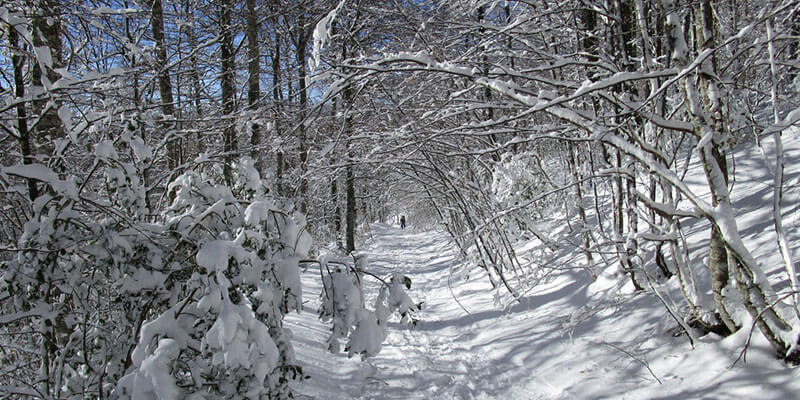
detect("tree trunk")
(790, 10), (800, 82)
(694, 0), (738, 334)
(476, 5), (500, 162)
(331, 173), (342, 247)
(342, 30), (356, 253)
(345, 157), (356, 253)
(567, 143), (595, 276)
(151, 0), (178, 170)
(31, 0), (63, 156)
(705, 146), (738, 333)
(184, 0), (203, 157)
(246, 0), (263, 173)
(581, 2), (599, 66)
(9, 23), (39, 201)
(296, 12), (309, 213)
(219, 0), (236, 186)
(270, 0), (283, 195)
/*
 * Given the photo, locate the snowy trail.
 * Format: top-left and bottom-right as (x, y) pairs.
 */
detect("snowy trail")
(286, 223), (587, 399)
(287, 223), (800, 399)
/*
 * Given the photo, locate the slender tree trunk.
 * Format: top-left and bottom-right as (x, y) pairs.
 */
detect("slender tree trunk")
(151, 0), (178, 170)
(124, 0), (152, 212)
(626, 163), (639, 263)
(246, 0), (263, 173)
(219, 0), (236, 186)
(345, 155), (356, 253)
(767, 17), (800, 321)
(694, 0), (738, 334)
(567, 144), (594, 276)
(705, 145), (737, 333)
(29, 8), (68, 388)
(9, 24), (39, 201)
(31, 0), (63, 156)
(341, 29), (357, 253)
(790, 10), (800, 82)
(296, 13), (309, 213)
(477, 5), (500, 161)
(270, 0), (284, 195)
(183, 0), (203, 157)
(614, 150), (624, 238)
(615, 0), (644, 290)
(331, 172), (342, 246)
(610, 147), (641, 289)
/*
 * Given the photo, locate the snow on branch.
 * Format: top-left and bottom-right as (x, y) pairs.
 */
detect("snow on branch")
(310, 0), (347, 74)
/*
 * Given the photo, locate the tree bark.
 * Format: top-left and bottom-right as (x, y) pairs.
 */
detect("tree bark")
(331, 172), (342, 246)
(9, 23), (39, 201)
(296, 11), (309, 213)
(270, 0), (284, 195)
(476, 5), (500, 162)
(246, 0), (263, 173)
(31, 0), (63, 154)
(567, 143), (595, 276)
(151, 0), (179, 169)
(183, 0), (203, 157)
(219, 0), (236, 186)
(694, 0), (738, 334)
(345, 159), (356, 253)
(342, 29), (356, 253)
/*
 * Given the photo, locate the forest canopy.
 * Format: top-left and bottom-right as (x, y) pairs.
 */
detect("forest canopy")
(1, 0), (800, 398)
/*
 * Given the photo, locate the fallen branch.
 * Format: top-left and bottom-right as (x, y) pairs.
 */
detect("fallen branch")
(603, 341), (662, 385)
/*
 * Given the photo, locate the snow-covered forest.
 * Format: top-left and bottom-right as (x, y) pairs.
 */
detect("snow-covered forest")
(1, 0), (800, 398)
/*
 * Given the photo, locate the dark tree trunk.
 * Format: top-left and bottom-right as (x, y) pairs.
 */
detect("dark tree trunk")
(345, 161), (356, 253)
(341, 27), (357, 253)
(246, 0), (263, 173)
(151, 0), (178, 169)
(31, 0), (63, 155)
(9, 24), (39, 201)
(183, 0), (203, 156)
(567, 144), (594, 275)
(331, 173), (342, 246)
(219, 0), (236, 186)
(476, 5), (500, 162)
(296, 11), (309, 213)
(270, 0), (284, 195)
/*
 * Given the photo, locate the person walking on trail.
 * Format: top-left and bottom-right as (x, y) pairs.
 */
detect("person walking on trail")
(400, 215), (406, 229)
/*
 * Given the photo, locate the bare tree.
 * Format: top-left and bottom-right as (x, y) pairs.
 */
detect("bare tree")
(219, 0), (236, 186)
(150, 0), (179, 170)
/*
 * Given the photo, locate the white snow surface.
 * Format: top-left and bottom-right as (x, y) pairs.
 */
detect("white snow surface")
(284, 134), (800, 399)
(285, 229), (798, 399)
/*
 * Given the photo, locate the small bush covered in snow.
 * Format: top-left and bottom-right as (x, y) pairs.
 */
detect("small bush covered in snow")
(317, 255), (421, 360)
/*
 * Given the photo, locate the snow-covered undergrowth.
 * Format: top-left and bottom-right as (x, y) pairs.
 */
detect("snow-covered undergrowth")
(285, 134), (800, 399)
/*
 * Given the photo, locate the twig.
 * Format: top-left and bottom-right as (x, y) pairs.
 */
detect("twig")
(730, 291), (797, 367)
(174, 288), (199, 319)
(447, 264), (471, 315)
(603, 341), (662, 385)
(641, 263), (697, 347)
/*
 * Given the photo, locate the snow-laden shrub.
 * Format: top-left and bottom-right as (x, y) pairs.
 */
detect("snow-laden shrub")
(1, 115), (417, 398)
(0, 131), (162, 398)
(491, 152), (555, 219)
(318, 255), (420, 360)
(115, 159), (311, 399)
(0, 130), (312, 398)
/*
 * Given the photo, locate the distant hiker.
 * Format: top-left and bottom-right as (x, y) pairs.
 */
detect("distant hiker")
(400, 215), (406, 229)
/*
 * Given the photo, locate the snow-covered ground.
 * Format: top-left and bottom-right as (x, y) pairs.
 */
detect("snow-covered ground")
(286, 227), (798, 399)
(286, 135), (800, 399)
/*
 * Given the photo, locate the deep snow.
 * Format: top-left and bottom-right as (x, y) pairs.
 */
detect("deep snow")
(286, 135), (800, 399)
(285, 226), (798, 399)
